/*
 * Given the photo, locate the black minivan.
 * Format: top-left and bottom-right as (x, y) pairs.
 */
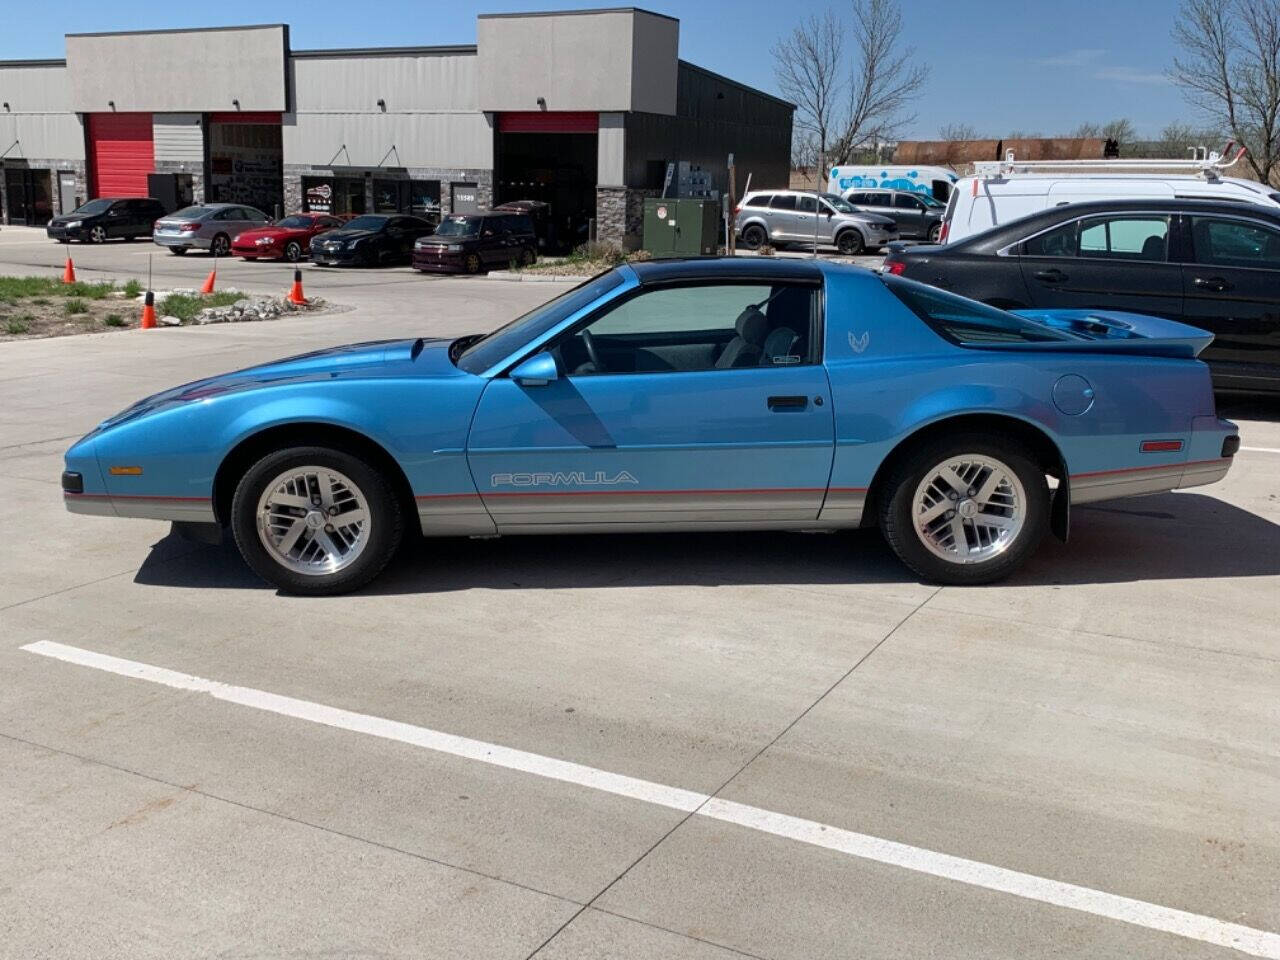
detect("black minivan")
(47, 197), (167, 244)
(412, 212), (537, 274)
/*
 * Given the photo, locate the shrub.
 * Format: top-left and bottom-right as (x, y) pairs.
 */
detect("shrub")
(5, 316), (32, 335)
(104, 313), (127, 327)
(63, 298), (88, 315)
(756, 244), (777, 257)
(159, 291), (241, 321)
(123, 279), (143, 298)
(570, 241), (627, 265)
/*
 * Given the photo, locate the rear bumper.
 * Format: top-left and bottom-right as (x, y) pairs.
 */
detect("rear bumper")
(1073, 417), (1238, 504)
(153, 233), (210, 251)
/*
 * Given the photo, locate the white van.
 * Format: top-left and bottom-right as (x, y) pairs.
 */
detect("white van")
(828, 165), (957, 203)
(941, 151), (1280, 243)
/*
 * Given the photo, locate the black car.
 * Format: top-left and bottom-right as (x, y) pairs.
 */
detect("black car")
(46, 197), (167, 244)
(412, 212), (537, 274)
(883, 198), (1280, 394)
(309, 214), (436, 267)
(845, 189), (944, 242)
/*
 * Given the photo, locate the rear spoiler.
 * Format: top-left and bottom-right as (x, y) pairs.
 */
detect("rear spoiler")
(1008, 309), (1214, 359)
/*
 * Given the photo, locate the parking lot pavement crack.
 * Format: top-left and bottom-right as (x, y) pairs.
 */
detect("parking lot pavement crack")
(0, 547), (205, 613)
(0, 730), (581, 909)
(522, 586), (943, 960)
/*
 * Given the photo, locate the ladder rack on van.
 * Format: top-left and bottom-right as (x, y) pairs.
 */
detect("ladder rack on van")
(971, 144), (1248, 183)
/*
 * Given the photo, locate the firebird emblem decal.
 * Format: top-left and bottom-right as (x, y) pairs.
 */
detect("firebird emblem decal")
(491, 470), (639, 488)
(848, 331), (870, 353)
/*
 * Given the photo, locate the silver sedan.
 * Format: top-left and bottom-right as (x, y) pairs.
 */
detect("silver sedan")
(153, 203), (271, 257)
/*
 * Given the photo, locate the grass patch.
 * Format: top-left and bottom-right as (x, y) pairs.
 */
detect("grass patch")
(0, 276), (115, 301)
(63, 298), (89, 315)
(31, 297), (50, 306)
(158, 291), (242, 322)
(122, 279), (143, 298)
(103, 313), (127, 327)
(5, 315), (33, 335)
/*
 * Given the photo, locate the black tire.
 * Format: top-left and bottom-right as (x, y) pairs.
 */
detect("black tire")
(836, 230), (864, 256)
(210, 233), (231, 258)
(89, 225), (107, 244)
(520, 246), (536, 266)
(169, 247), (187, 256)
(464, 252), (483, 274)
(284, 241), (303, 262)
(878, 433), (1048, 585)
(741, 224), (768, 250)
(928, 222), (943, 243)
(58, 238), (69, 244)
(230, 445), (404, 596)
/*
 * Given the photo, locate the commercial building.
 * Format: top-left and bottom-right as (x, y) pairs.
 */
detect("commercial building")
(0, 9), (792, 247)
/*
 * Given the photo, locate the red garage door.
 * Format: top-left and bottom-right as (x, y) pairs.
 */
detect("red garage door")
(496, 111), (599, 134)
(88, 113), (154, 198)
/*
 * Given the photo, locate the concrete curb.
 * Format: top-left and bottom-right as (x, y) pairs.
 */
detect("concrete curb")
(484, 270), (586, 282)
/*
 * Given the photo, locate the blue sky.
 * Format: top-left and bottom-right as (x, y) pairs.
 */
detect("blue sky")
(1, 0), (1192, 139)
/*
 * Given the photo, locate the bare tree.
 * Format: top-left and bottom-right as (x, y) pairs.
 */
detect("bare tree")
(773, 12), (846, 166)
(773, 1), (928, 167)
(1070, 118), (1136, 147)
(1173, 0), (1280, 183)
(938, 122), (980, 141)
(828, 0), (929, 163)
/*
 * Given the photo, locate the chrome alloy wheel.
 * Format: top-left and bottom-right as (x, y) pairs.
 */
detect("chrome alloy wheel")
(912, 454), (1026, 564)
(255, 466), (371, 575)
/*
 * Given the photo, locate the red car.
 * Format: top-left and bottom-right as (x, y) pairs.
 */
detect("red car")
(231, 214), (345, 262)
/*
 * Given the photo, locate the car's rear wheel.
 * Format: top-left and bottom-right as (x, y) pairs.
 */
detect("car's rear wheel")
(230, 446), (403, 595)
(928, 222), (943, 243)
(741, 224), (768, 250)
(211, 233), (231, 258)
(168, 247), (187, 256)
(284, 241), (303, 262)
(879, 434), (1048, 585)
(89, 225), (107, 243)
(836, 230), (864, 256)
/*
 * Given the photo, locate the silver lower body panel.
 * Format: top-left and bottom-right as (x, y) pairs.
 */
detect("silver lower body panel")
(64, 493), (217, 523)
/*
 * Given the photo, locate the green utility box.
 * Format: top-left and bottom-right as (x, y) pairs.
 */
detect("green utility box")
(642, 198), (719, 257)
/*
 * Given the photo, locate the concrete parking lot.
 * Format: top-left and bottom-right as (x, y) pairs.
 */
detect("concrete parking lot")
(1, 227), (1278, 959)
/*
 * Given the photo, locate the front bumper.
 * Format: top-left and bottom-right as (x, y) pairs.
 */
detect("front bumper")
(863, 229), (900, 246)
(231, 242), (284, 259)
(311, 246), (364, 266)
(413, 248), (466, 272)
(47, 224), (87, 241)
(153, 233), (210, 251)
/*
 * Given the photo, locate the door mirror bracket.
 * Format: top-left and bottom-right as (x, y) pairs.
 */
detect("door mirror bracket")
(509, 352), (559, 387)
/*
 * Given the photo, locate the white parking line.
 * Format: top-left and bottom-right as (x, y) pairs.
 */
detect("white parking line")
(20, 639), (1280, 959)
(1241, 446), (1280, 455)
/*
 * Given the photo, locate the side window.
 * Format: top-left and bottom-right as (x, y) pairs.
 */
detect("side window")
(1022, 221), (1079, 258)
(1078, 216), (1169, 260)
(846, 193), (868, 205)
(867, 193), (892, 207)
(885, 277), (1077, 345)
(1191, 217), (1280, 268)
(796, 195), (818, 214)
(745, 194), (773, 208)
(557, 282), (818, 376)
(893, 194), (922, 210)
(770, 195), (797, 211)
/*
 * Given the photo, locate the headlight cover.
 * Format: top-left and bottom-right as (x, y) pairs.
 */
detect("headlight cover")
(255, 236), (275, 246)
(65, 220), (82, 229)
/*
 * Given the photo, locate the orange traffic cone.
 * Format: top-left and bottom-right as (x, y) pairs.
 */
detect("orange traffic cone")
(200, 265), (217, 294)
(61, 257), (76, 284)
(139, 290), (156, 330)
(287, 267), (307, 305)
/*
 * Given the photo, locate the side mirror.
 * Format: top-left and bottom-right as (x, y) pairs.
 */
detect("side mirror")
(510, 352), (559, 387)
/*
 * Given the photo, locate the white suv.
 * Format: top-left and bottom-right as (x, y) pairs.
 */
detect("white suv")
(734, 189), (899, 255)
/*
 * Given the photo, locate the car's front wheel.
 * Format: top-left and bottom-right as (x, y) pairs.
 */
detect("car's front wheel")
(879, 434), (1048, 585)
(836, 230), (865, 255)
(89, 225), (107, 243)
(284, 241), (303, 262)
(230, 446), (403, 595)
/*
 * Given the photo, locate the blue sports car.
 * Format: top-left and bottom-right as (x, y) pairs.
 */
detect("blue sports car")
(62, 258), (1239, 594)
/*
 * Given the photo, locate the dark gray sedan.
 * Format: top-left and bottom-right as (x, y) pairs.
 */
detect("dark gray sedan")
(153, 203), (272, 257)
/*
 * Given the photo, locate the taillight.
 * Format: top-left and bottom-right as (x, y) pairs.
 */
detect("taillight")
(884, 260), (907, 276)
(938, 221), (950, 243)
(179, 222), (200, 233)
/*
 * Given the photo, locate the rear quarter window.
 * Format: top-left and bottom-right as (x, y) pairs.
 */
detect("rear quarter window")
(884, 277), (1076, 345)
(744, 195), (773, 208)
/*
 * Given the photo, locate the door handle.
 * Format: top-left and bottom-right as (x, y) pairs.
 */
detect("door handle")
(1034, 268), (1068, 283)
(768, 395), (808, 411)
(1193, 276), (1231, 292)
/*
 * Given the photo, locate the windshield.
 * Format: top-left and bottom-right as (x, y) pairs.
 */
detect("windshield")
(172, 206), (214, 220)
(344, 216), (388, 231)
(71, 199), (113, 216)
(435, 216), (481, 237)
(920, 194), (945, 208)
(821, 193), (857, 213)
(457, 270), (626, 374)
(276, 216), (312, 229)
